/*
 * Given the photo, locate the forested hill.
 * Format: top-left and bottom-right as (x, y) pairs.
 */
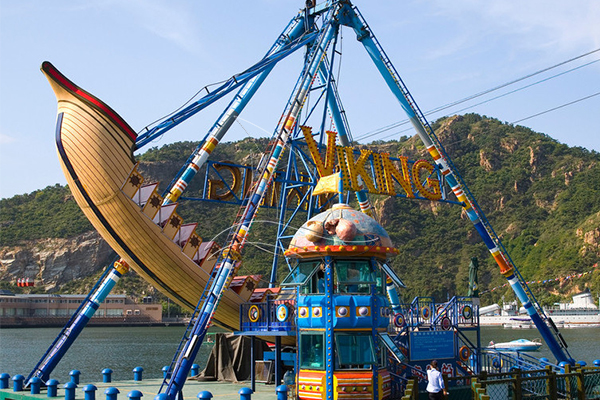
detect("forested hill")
(1, 114), (599, 306)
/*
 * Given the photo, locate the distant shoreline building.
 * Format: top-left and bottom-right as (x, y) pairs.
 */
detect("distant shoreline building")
(479, 290), (600, 328)
(0, 291), (164, 328)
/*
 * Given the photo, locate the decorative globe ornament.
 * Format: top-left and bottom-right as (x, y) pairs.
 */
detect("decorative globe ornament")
(285, 203), (398, 259)
(335, 219), (357, 242)
(304, 220), (324, 243)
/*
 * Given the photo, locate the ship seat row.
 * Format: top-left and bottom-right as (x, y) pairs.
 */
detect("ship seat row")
(229, 275), (262, 302)
(120, 163), (271, 303)
(120, 163), (220, 270)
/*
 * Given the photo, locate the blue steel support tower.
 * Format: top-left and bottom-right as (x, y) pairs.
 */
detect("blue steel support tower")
(158, 4), (573, 397)
(282, 203), (398, 400)
(30, 2), (576, 397)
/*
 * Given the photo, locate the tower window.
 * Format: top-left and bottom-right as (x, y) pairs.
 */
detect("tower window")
(299, 333), (325, 370)
(334, 333), (376, 369)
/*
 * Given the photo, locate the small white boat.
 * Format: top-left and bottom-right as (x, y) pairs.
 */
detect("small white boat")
(488, 338), (542, 352)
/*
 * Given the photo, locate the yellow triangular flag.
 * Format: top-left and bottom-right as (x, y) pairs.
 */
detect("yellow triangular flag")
(313, 172), (341, 195)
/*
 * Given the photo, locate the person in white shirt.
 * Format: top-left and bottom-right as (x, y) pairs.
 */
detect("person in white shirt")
(426, 360), (448, 399)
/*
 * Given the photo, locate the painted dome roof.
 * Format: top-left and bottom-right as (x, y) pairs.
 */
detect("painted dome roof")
(285, 203), (398, 259)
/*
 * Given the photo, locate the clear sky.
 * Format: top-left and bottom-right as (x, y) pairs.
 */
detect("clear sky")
(1, 1), (599, 199)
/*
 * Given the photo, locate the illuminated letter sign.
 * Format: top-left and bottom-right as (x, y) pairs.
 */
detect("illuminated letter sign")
(301, 127), (442, 201)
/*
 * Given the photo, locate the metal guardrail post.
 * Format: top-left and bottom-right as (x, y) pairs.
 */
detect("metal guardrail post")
(577, 368), (585, 400)
(29, 377), (42, 394)
(105, 387), (120, 400)
(0, 373), (9, 390)
(127, 390), (143, 400)
(70, 370), (81, 385)
(12, 375), (25, 392)
(47, 379), (59, 397)
(239, 387), (252, 400)
(546, 366), (557, 400)
(513, 370), (522, 400)
(63, 382), (77, 400)
(133, 367), (143, 382)
(197, 391), (213, 400)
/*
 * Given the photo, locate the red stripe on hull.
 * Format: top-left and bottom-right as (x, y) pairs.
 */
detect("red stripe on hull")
(41, 61), (137, 142)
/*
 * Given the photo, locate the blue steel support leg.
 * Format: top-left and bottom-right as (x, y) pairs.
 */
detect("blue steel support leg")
(162, 15), (308, 205)
(340, 3), (572, 364)
(27, 259), (129, 384)
(163, 12), (340, 399)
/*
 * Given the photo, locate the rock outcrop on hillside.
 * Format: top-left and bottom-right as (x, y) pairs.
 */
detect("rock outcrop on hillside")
(1, 114), (599, 303)
(0, 231), (115, 291)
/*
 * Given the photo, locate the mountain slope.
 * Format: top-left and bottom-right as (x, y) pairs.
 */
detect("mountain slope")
(1, 114), (599, 306)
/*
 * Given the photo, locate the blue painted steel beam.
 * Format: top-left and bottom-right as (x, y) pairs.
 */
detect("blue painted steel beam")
(161, 9), (341, 400)
(162, 14), (309, 205)
(324, 256), (334, 400)
(339, 3), (572, 363)
(269, 143), (298, 287)
(26, 260), (129, 384)
(135, 29), (319, 149)
(316, 61), (374, 215)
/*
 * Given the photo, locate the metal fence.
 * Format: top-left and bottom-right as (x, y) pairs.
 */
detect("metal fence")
(397, 366), (600, 400)
(468, 366), (600, 400)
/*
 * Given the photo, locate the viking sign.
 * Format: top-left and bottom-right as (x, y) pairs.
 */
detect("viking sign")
(301, 127), (443, 201)
(198, 128), (448, 209)
(201, 160), (320, 210)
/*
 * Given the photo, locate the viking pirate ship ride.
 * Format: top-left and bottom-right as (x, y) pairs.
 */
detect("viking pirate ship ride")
(33, 1), (579, 395)
(42, 61), (245, 330)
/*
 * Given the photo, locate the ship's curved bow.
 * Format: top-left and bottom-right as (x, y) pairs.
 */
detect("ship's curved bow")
(42, 61), (248, 331)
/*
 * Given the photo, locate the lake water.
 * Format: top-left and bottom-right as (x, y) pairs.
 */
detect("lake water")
(477, 325), (600, 365)
(0, 326), (214, 381)
(1, 326), (599, 382)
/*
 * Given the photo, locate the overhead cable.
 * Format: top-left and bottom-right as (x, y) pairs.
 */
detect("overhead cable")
(512, 91), (600, 124)
(354, 48), (600, 142)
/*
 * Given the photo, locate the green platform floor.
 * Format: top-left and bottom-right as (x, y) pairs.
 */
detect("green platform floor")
(0, 379), (280, 400)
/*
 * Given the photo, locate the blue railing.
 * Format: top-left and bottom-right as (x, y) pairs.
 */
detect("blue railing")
(240, 297), (296, 334)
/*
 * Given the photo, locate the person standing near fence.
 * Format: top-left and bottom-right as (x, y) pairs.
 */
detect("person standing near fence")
(426, 360), (448, 399)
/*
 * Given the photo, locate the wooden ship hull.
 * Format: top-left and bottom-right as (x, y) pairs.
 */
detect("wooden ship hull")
(41, 62), (256, 332)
